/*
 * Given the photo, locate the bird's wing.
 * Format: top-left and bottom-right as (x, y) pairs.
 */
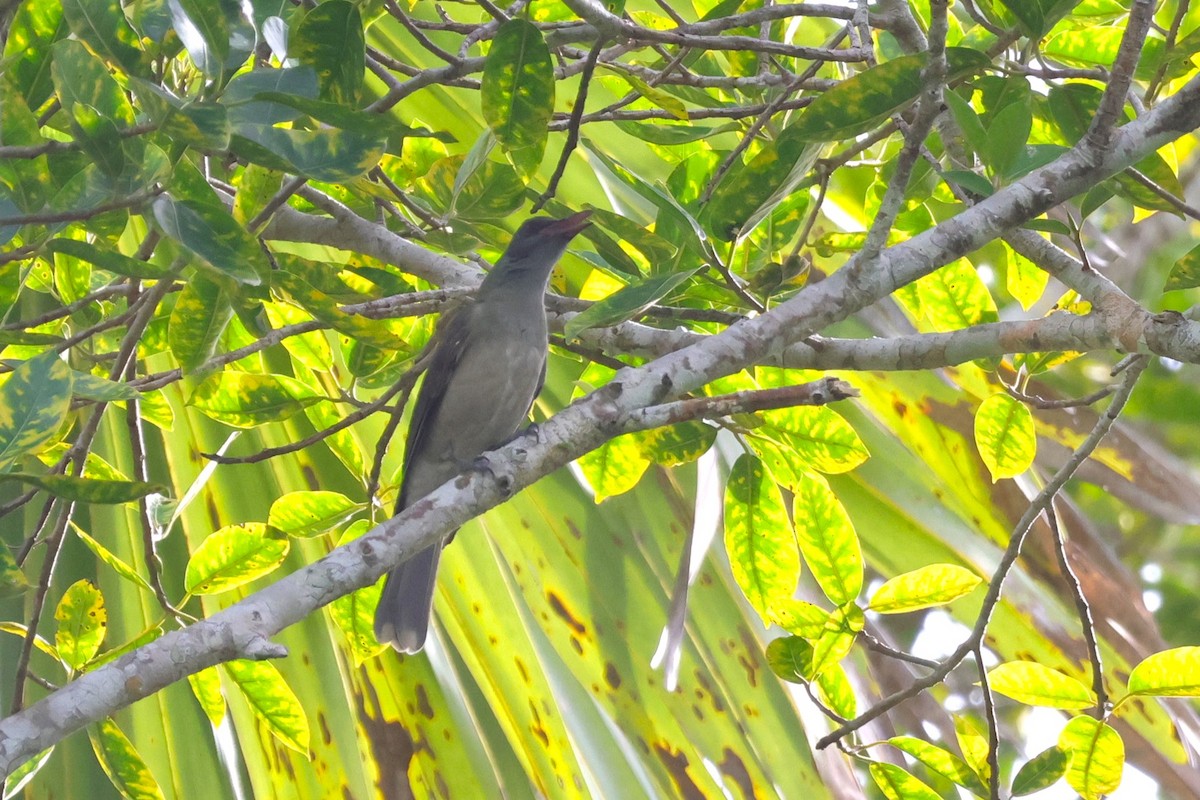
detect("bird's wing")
(396, 302), (475, 511)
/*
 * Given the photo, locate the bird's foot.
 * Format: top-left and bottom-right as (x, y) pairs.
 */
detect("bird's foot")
(472, 454), (514, 497)
(523, 421), (542, 444)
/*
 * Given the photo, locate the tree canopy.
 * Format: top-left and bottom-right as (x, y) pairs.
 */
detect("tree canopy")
(2, 0), (1200, 798)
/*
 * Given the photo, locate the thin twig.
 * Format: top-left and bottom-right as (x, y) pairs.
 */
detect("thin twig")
(815, 356), (1148, 749)
(1046, 506), (1107, 715)
(975, 644), (1001, 800)
(533, 37), (605, 213)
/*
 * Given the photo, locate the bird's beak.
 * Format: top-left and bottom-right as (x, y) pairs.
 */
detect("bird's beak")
(544, 210), (593, 237)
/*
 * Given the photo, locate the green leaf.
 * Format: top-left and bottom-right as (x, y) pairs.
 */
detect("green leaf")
(267, 490), (360, 537)
(0, 352), (73, 470)
(1049, 83), (1185, 215)
(188, 371), (322, 428)
(974, 393), (1036, 481)
(50, 38), (135, 126)
(787, 48), (990, 143)
(868, 762), (941, 800)
(88, 718), (165, 800)
(579, 140), (709, 254)
(221, 66), (319, 125)
(71, 524), (153, 592)
(55, 579), (107, 670)
(792, 473), (862, 605)
(1059, 715), (1124, 800)
(614, 120), (722, 145)
(0, 77), (51, 212)
(61, 0), (145, 77)
(997, 0), (1044, 36)
(275, 271), (403, 349)
(942, 169), (995, 198)
(944, 89), (990, 159)
(988, 661), (1097, 709)
(184, 522), (290, 594)
(187, 666), (227, 726)
(983, 101), (1033, 179)
(578, 434), (652, 503)
(889, 736), (989, 796)
(327, 520), (387, 664)
(0, 547), (29, 598)
(68, 372), (138, 402)
(1012, 746), (1069, 795)
(45, 238), (170, 279)
(231, 124), (387, 183)
(1165, 241), (1200, 291)
(2, 746), (53, 799)
(481, 19), (554, 179)
(167, 0), (230, 80)
(564, 268), (702, 340)
(224, 659), (310, 753)
(703, 133), (818, 242)
(766, 635), (815, 682)
(3, 2), (65, 109)
(724, 454), (800, 620)
(169, 275), (235, 373)
(1127, 646), (1200, 696)
(151, 194), (268, 285)
(290, 0), (364, 105)
(248, 92), (392, 138)
(0, 473), (166, 504)
(868, 564), (982, 613)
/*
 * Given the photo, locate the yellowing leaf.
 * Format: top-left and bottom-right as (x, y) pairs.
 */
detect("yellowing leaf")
(481, 19), (553, 179)
(88, 718), (165, 800)
(184, 522), (289, 595)
(0, 353), (72, 470)
(578, 433), (651, 503)
(889, 736), (988, 796)
(868, 564), (981, 613)
(792, 473), (862, 605)
(724, 454), (799, 620)
(267, 490), (360, 538)
(974, 393), (1036, 481)
(54, 579), (107, 671)
(224, 659), (310, 754)
(1059, 715), (1124, 800)
(869, 762), (941, 800)
(187, 667), (227, 727)
(988, 661), (1096, 709)
(188, 371), (323, 429)
(1127, 646), (1200, 697)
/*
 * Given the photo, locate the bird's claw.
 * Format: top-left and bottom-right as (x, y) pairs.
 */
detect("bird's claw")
(523, 422), (542, 444)
(472, 455), (514, 497)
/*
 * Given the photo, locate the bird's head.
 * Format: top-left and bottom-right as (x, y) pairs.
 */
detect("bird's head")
(483, 211), (592, 290)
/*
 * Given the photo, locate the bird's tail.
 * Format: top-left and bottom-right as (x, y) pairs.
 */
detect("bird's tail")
(374, 543), (442, 654)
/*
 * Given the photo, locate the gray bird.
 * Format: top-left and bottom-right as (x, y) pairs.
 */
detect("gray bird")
(374, 211), (592, 653)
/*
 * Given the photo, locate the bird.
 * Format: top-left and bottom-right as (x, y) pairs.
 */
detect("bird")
(374, 210), (592, 654)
